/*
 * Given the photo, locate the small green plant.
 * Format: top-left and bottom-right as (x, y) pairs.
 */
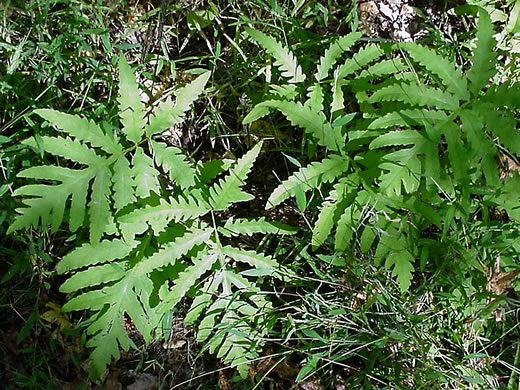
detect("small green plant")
(9, 55), (297, 379)
(244, 7), (520, 292)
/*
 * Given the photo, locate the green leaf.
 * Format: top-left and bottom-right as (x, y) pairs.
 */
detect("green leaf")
(399, 42), (469, 100)
(316, 32), (362, 81)
(89, 166), (114, 244)
(267, 155), (349, 209)
(385, 250), (415, 292)
(60, 263), (126, 293)
(312, 179), (349, 249)
(25, 136), (105, 166)
(112, 156), (136, 211)
(134, 229), (213, 276)
(467, 9), (497, 93)
(10, 166), (94, 234)
(252, 100), (343, 151)
(119, 195), (208, 237)
(368, 109), (447, 129)
(151, 140), (196, 189)
(209, 142), (262, 210)
(369, 130), (425, 149)
(132, 147), (160, 198)
(34, 109), (121, 154)
(158, 251), (219, 309)
(369, 82), (459, 111)
(147, 72), (211, 136)
(219, 217), (297, 237)
(337, 44), (384, 79)
(57, 238), (138, 273)
(118, 55), (146, 144)
(221, 246), (280, 273)
(245, 27), (305, 83)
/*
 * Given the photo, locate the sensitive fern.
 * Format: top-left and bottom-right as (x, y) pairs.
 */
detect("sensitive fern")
(245, 9), (520, 292)
(10, 56), (296, 379)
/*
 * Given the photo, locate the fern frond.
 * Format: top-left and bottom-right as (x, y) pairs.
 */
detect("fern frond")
(267, 155), (349, 209)
(312, 179), (349, 249)
(316, 32), (362, 81)
(245, 27), (305, 83)
(221, 246), (280, 276)
(112, 156), (136, 210)
(399, 42), (469, 100)
(118, 55), (146, 144)
(25, 136), (105, 166)
(337, 44), (384, 79)
(60, 262), (126, 292)
(146, 72), (211, 136)
(89, 166), (115, 244)
(243, 104), (272, 124)
(358, 59), (408, 79)
(467, 8), (497, 94)
(305, 84), (324, 113)
(158, 250), (219, 309)
(209, 142), (262, 211)
(249, 100), (343, 151)
(57, 238), (138, 273)
(151, 140), (196, 189)
(118, 196), (208, 238)
(34, 109), (122, 154)
(64, 272), (156, 378)
(219, 217), (298, 237)
(131, 147), (160, 198)
(134, 228), (213, 276)
(368, 82), (459, 111)
(9, 165), (93, 233)
(331, 67), (348, 113)
(368, 109), (447, 129)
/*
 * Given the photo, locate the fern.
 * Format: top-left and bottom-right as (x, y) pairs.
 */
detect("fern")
(245, 8), (520, 292)
(11, 56), (296, 379)
(245, 26), (305, 83)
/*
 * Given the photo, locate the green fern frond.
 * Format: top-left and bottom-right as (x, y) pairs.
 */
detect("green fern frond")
(151, 140), (196, 189)
(112, 156), (136, 210)
(146, 72), (211, 136)
(368, 109), (447, 129)
(368, 82), (459, 111)
(118, 55), (146, 144)
(209, 142), (262, 211)
(267, 155), (349, 209)
(337, 44), (384, 79)
(158, 250), (219, 308)
(316, 32), (362, 81)
(312, 178), (350, 249)
(57, 238), (138, 273)
(467, 8), (497, 93)
(245, 27), (305, 83)
(34, 109), (121, 154)
(118, 196), (209, 238)
(132, 147), (160, 198)
(219, 217), (298, 237)
(246, 100), (343, 151)
(305, 84), (324, 113)
(399, 42), (469, 100)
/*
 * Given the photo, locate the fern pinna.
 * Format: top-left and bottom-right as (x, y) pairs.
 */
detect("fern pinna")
(10, 55), (296, 379)
(244, 8), (520, 292)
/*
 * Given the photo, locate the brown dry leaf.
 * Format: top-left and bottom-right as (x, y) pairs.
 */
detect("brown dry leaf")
(358, 1), (380, 35)
(218, 370), (232, 390)
(487, 258), (520, 296)
(300, 379), (323, 390)
(127, 373), (158, 390)
(499, 153), (520, 181)
(40, 302), (71, 331)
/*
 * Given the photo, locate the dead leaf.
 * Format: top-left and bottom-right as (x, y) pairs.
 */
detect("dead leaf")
(127, 373), (158, 390)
